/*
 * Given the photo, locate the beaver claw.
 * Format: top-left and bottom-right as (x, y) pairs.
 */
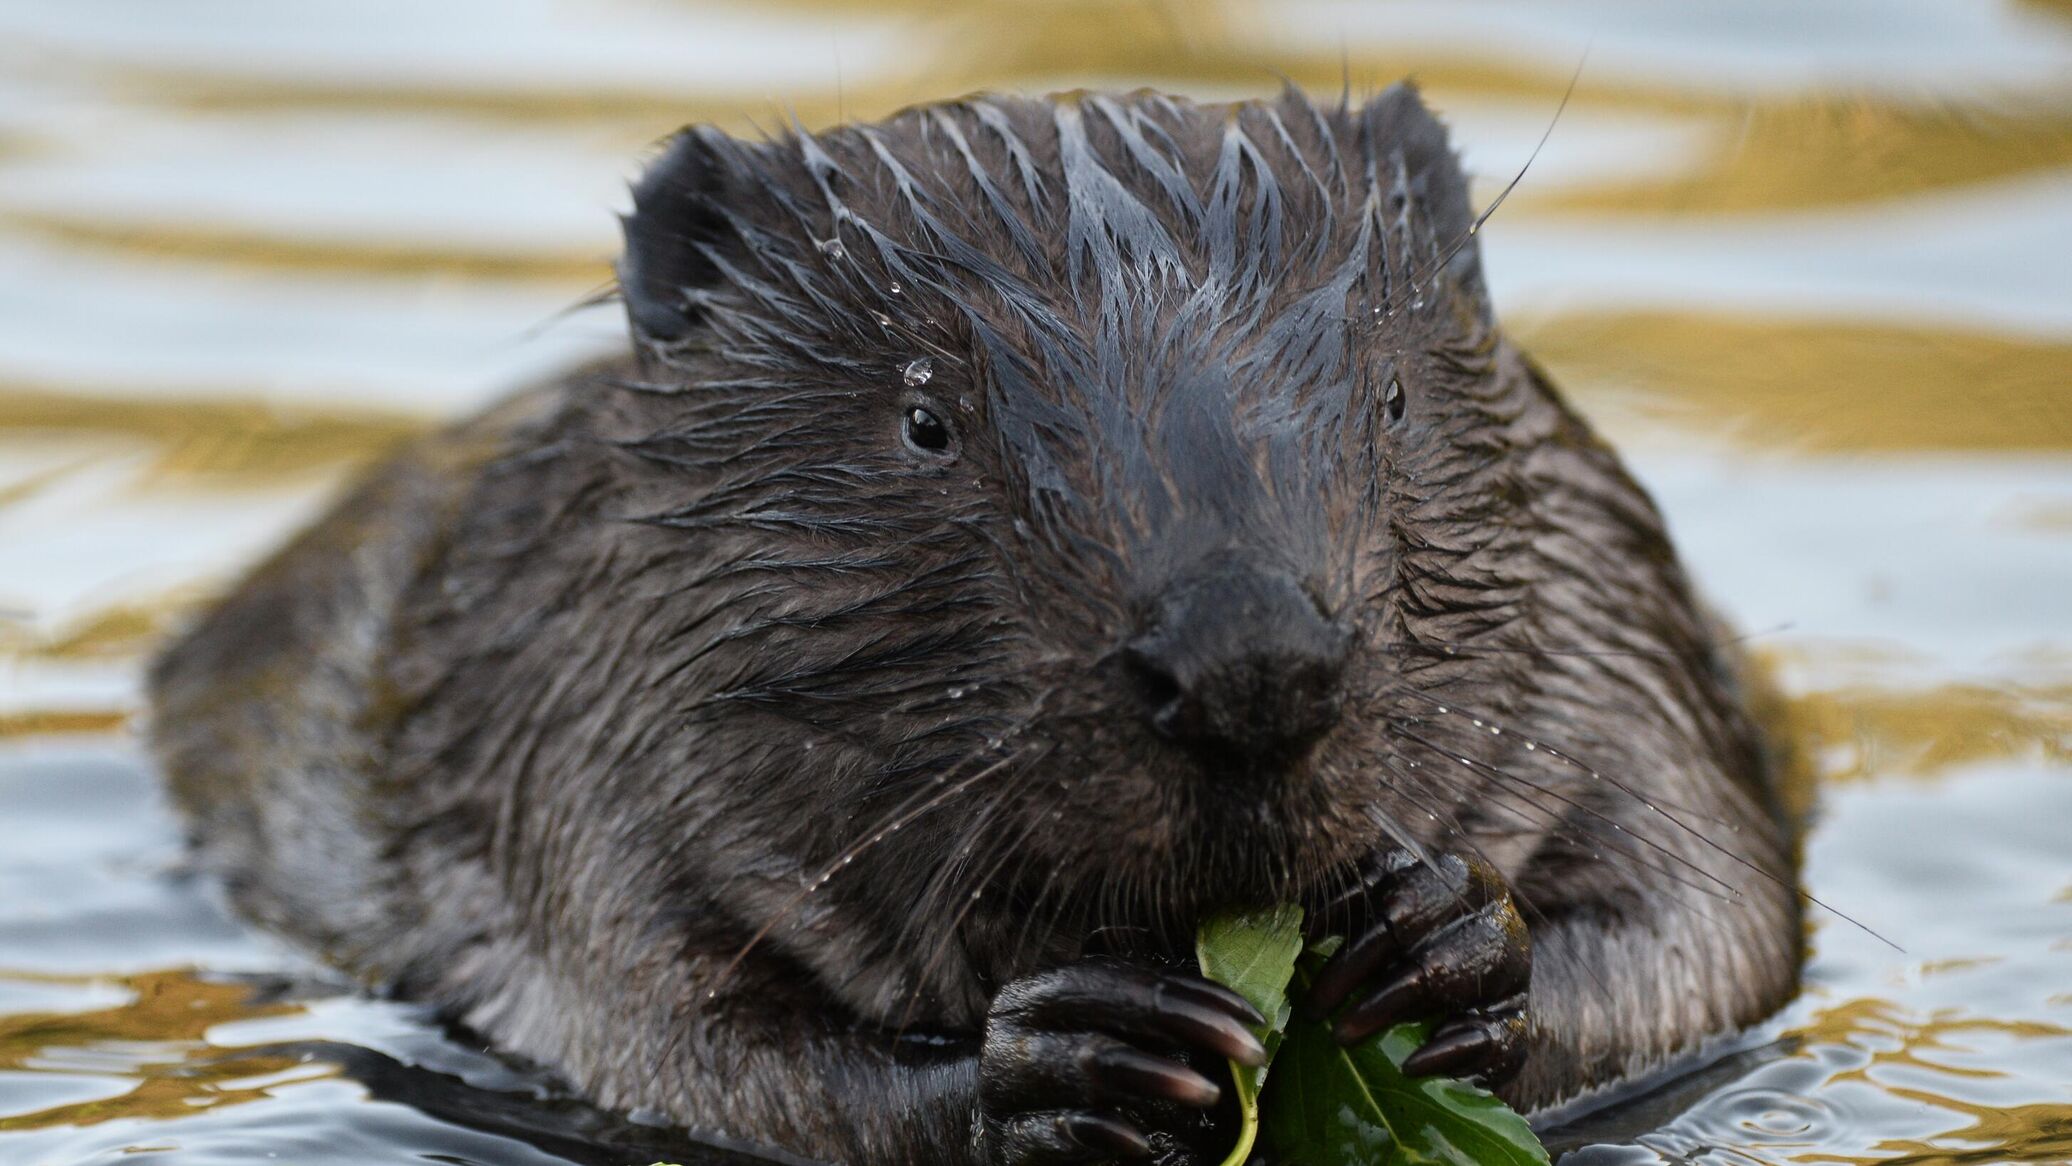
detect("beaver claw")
(1304, 849), (1532, 1084)
(978, 959), (1266, 1164)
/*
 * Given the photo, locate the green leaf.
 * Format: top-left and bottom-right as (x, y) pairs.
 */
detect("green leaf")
(1194, 904), (1306, 1166)
(1195, 909), (1550, 1166)
(1261, 967), (1549, 1166)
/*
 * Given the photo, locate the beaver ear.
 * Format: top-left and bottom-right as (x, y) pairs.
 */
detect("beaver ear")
(1357, 84), (1485, 297)
(618, 127), (737, 343)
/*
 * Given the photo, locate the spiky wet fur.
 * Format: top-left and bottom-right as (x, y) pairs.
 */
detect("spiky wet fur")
(150, 86), (1801, 1161)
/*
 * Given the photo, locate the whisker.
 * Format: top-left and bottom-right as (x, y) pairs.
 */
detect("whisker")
(1382, 686), (1735, 827)
(1393, 724), (1742, 903)
(1389, 702), (1899, 950)
(895, 754), (1059, 1033)
(1373, 756), (1636, 1012)
(1366, 751), (1585, 919)
(1405, 622), (1796, 664)
(1423, 746), (1735, 906)
(710, 740), (1036, 992)
(1005, 824), (1084, 968)
(1379, 47), (1590, 322)
(516, 280), (620, 342)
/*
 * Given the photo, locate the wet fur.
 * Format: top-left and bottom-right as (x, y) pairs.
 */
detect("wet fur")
(151, 86), (1801, 1160)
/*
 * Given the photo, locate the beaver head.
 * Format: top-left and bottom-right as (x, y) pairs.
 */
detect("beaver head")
(381, 86), (1719, 1020)
(604, 85), (1551, 941)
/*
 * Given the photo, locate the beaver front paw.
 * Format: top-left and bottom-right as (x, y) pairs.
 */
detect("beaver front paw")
(977, 959), (1266, 1164)
(1305, 849), (1531, 1083)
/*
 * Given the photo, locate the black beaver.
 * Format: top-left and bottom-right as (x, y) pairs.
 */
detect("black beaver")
(150, 86), (1801, 1164)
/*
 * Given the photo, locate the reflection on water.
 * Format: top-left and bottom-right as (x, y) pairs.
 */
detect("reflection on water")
(0, 0), (2067, 1162)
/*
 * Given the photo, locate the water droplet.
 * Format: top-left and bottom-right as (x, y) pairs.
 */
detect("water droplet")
(1523, 741), (1537, 751)
(903, 357), (934, 386)
(871, 311), (894, 328)
(816, 238), (847, 261)
(1490, 726), (1502, 735)
(1471, 719), (1484, 728)
(887, 280), (904, 295)
(1435, 705), (1449, 715)
(1411, 296), (1426, 311)
(948, 686), (967, 699)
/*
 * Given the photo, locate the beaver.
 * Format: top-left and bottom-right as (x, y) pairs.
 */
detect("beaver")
(149, 85), (1802, 1164)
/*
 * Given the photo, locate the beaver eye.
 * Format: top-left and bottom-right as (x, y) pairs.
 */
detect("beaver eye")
(903, 404), (953, 454)
(1384, 376), (1407, 426)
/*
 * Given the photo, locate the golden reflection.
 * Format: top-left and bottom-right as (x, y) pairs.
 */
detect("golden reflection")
(0, 386), (429, 481)
(0, 710), (133, 739)
(1532, 97), (2072, 218)
(0, 604), (171, 662)
(1914, 956), (2004, 980)
(1, 211), (612, 288)
(0, 969), (323, 1132)
(1773, 680), (2071, 783)
(1521, 312), (2072, 452)
(1785, 995), (1905, 1056)
(1789, 994), (2069, 1059)
(1785, 998), (2072, 1166)
(1829, 1092), (2072, 1166)
(0, 456), (93, 512)
(1829, 1016), (2062, 1089)
(2018, 0), (2072, 23)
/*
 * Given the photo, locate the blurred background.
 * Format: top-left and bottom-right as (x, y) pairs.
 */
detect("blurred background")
(0, 1), (2067, 1163)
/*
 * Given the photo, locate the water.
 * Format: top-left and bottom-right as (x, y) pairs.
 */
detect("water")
(1, 1), (2067, 1162)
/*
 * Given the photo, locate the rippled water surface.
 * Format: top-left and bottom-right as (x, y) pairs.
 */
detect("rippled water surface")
(1, 2), (2068, 1163)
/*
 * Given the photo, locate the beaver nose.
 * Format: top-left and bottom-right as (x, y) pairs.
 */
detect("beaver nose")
(1123, 567), (1352, 773)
